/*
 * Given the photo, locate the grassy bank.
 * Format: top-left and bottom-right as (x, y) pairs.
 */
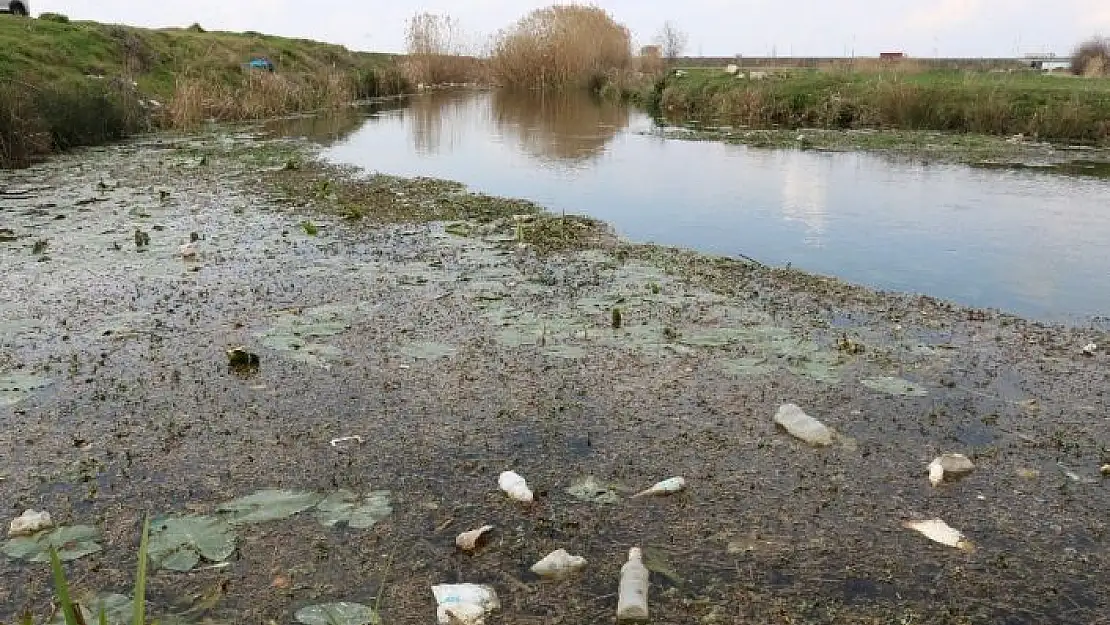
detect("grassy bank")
(650, 68), (1110, 143)
(0, 16), (410, 166)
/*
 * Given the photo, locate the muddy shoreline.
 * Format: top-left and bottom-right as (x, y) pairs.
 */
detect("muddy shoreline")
(2, 129), (1109, 625)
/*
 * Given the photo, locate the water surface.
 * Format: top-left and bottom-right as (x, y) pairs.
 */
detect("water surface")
(315, 90), (1110, 323)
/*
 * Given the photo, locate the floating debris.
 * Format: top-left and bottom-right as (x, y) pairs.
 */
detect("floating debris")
(1017, 468), (1041, 480)
(861, 376), (928, 397)
(566, 476), (621, 505)
(498, 471), (533, 503)
(531, 549), (588, 578)
(148, 515), (236, 572)
(431, 583), (500, 625)
(8, 510), (53, 537)
(227, 347), (260, 369)
(617, 547), (650, 622)
(773, 404), (833, 447)
(330, 435), (364, 448)
(217, 489), (323, 525)
(631, 477), (686, 499)
(295, 602), (380, 625)
(1058, 462), (1100, 484)
(1082, 343), (1098, 356)
(455, 525), (494, 552)
(2, 525), (102, 562)
(928, 454), (976, 486)
(1102, 465), (1110, 477)
(134, 228), (151, 249)
(902, 519), (973, 551)
(313, 490), (393, 529)
(179, 242), (198, 258)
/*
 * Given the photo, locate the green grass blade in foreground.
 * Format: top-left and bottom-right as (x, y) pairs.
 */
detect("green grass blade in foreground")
(49, 547), (80, 625)
(133, 516), (151, 625)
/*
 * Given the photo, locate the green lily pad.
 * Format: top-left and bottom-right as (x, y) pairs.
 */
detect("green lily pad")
(148, 515), (236, 572)
(218, 489), (323, 525)
(721, 357), (776, 377)
(400, 341), (457, 360)
(295, 603), (381, 625)
(3, 525), (102, 562)
(0, 373), (54, 407)
(861, 376), (929, 397)
(786, 352), (844, 383)
(314, 490), (393, 529)
(642, 546), (684, 586)
(48, 593), (131, 625)
(566, 476), (621, 505)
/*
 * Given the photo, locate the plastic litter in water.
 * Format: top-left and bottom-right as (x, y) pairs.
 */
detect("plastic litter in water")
(530, 548), (588, 578)
(455, 525), (494, 552)
(631, 477), (686, 499)
(498, 471), (533, 503)
(431, 583), (500, 625)
(616, 547), (650, 621)
(927, 453), (976, 486)
(902, 519), (973, 551)
(773, 404), (833, 446)
(8, 510), (53, 537)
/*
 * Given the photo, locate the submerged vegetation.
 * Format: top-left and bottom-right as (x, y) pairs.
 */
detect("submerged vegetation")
(651, 67), (1110, 143)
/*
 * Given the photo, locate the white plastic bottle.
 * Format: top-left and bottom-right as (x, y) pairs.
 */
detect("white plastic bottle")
(616, 547), (649, 621)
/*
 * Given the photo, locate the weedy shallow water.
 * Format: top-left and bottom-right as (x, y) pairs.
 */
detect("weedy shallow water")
(1, 130), (1108, 624)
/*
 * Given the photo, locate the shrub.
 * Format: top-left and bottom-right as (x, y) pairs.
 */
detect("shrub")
(1071, 37), (1110, 76)
(38, 12), (70, 23)
(491, 5), (632, 90)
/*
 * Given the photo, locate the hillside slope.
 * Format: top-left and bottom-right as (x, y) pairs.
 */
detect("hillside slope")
(0, 16), (410, 166)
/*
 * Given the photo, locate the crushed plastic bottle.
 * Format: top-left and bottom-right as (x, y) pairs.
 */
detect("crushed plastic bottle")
(773, 403), (833, 446)
(616, 547), (649, 621)
(902, 519), (973, 551)
(431, 583), (500, 625)
(455, 525), (494, 552)
(530, 548), (588, 578)
(927, 453), (976, 486)
(8, 509), (53, 537)
(498, 471), (533, 503)
(631, 477), (686, 498)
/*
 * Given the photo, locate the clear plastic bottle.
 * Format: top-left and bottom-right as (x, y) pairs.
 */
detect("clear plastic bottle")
(616, 547), (649, 621)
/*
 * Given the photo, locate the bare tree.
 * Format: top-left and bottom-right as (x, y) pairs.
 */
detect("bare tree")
(656, 21), (688, 65)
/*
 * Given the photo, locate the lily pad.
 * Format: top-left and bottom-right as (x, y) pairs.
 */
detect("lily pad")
(721, 357), (776, 377)
(3, 525), (102, 562)
(566, 476), (621, 505)
(48, 593), (131, 625)
(642, 546), (684, 586)
(295, 603), (381, 625)
(218, 489), (323, 525)
(148, 515), (236, 572)
(314, 490), (393, 529)
(786, 352), (844, 383)
(861, 376), (929, 397)
(400, 341), (457, 360)
(0, 373), (54, 407)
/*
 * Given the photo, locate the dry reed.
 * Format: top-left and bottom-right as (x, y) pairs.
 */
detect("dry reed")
(1071, 37), (1110, 77)
(403, 12), (481, 86)
(167, 70), (353, 128)
(490, 5), (632, 90)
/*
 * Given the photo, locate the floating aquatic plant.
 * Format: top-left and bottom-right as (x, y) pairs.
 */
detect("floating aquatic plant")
(3, 525), (102, 563)
(295, 603), (380, 625)
(147, 515), (236, 572)
(861, 376), (929, 397)
(217, 489), (322, 525)
(314, 490), (393, 529)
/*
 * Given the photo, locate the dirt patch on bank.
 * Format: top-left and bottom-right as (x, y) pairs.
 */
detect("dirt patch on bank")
(1, 131), (1109, 625)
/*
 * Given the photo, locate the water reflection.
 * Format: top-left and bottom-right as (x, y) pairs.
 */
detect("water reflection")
(490, 90), (630, 164)
(263, 103), (402, 146)
(322, 90), (1110, 322)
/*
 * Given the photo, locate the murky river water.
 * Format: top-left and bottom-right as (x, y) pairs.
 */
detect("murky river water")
(308, 90), (1110, 324)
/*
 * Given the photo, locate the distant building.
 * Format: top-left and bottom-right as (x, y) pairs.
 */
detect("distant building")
(879, 51), (906, 60)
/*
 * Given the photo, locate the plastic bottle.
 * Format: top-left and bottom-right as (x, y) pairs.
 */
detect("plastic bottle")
(632, 476), (686, 498)
(530, 548), (588, 578)
(498, 471), (533, 503)
(616, 547), (649, 621)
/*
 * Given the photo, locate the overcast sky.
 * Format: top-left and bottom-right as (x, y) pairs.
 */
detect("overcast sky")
(35, 0), (1110, 57)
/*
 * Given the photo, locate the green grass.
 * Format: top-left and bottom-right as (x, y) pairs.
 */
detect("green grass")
(0, 17), (412, 166)
(653, 68), (1110, 142)
(45, 517), (151, 625)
